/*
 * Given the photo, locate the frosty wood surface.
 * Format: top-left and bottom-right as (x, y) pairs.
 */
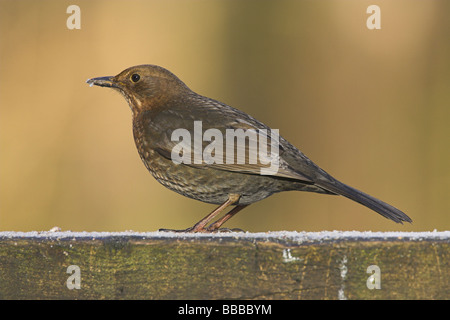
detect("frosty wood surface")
(0, 231), (448, 299)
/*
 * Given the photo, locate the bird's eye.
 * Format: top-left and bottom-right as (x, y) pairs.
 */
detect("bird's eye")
(131, 74), (140, 83)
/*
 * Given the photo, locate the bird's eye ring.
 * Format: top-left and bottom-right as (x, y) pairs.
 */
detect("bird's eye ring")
(131, 74), (140, 83)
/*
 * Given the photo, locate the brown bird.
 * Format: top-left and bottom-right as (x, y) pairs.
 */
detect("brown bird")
(87, 65), (411, 232)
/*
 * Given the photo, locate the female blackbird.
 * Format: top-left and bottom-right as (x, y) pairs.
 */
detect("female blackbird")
(87, 65), (411, 232)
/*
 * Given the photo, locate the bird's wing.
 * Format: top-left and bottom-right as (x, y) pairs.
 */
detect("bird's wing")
(146, 95), (314, 184)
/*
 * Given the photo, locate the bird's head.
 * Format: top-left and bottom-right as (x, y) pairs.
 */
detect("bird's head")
(87, 64), (191, 114)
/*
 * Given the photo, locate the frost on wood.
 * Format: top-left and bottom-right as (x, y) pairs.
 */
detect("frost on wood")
(1, 230), (448, 242)
(0, 230), (448, 299)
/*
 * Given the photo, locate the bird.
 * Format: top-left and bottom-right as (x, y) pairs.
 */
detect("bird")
(86, 64), (411, 232)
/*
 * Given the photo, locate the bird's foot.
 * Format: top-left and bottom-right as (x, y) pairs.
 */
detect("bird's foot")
(208, 227), (246, 233)
(158, 227), (196, 233)
(158, 226), (245, 233)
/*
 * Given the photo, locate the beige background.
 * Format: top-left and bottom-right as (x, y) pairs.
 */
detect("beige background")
(1, 0), (449, 232)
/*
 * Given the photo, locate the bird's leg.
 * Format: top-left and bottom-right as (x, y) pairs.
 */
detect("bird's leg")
(158, 194), (241, 233)
(188, 195), (240, 232)
(206, 205), (249, 232)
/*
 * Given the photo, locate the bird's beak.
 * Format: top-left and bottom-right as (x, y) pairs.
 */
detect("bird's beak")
(86, 76), (115, 88)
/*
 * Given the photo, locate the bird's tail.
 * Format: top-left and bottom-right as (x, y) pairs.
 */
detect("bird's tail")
(316, 178), (412, 224)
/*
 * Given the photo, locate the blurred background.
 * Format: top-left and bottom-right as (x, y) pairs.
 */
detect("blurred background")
(0, 0), (449, 232)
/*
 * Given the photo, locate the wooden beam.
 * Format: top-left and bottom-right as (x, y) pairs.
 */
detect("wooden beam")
(0, 231), (448, 299)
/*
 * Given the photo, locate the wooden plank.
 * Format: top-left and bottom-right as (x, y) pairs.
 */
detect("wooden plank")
(0, 231), (448, 299)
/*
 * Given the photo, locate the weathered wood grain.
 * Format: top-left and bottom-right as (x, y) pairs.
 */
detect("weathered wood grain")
(0, 231), (448, 299)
